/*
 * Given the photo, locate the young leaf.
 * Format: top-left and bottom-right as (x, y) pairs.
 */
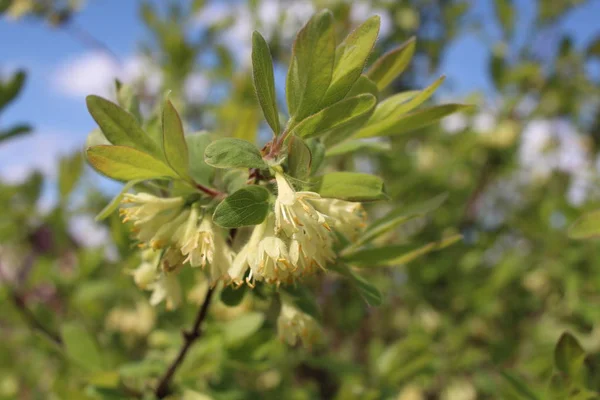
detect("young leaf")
(223, 312), (265, 345)
(320, 15), (380, 107)
(204, 138), (267, 169)
(95, 180), (142, 221)
(213, 185), (270, 228)
(291, 94), (376, 139)
(367, 37), (416, 91)
(186, 132), (214, 186)
(313, 172), (385, 202)
(162, 99), (190, 179)
(554, 332), (586, 378)
(569, 210), (600, 239)
(286, 10), (336, 121)
(252, 31), (280, 134)
(287, 135), (312, 181)
(87, 145), (178, 181)
(86, 95), (159, 156)
(329, 263), (382, 306)
(355, 104), (473, 138)
(0, 69), (26, 110)
(61, 322), (104, 371)
(345, 75), (379, 99)
(370, 76), (445, 124)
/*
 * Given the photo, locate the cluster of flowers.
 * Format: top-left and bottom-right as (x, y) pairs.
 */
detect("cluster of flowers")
(120, 173), (366, 345)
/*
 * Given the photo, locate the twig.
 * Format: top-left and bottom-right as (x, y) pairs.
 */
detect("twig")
(64, 21), (122, 66)
(9, 290), (63, 346)
(194, 182), (224, 198)
(155, 287), (216, 398)
(0, 258), (62, 346)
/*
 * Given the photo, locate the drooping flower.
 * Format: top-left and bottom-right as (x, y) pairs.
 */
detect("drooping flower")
(277, 300), (320, 347)
(311, 198), (367, 240)
(180, 206), (235, 285)
(120, 193), (189, 249)
(149, 273), (182, 310)
(229, 215), (297, 286)
(273, 173), (332, 237)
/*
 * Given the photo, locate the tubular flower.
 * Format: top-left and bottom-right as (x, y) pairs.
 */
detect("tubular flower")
(311, 198), (367, 240)
(274, 173), (332, 237)
(149, 273), (182, 310)
(180, 207), (234, 285)
(119, 193), (188, 249)
(229, 215), (297, 286)
(277, 300), (320, 347)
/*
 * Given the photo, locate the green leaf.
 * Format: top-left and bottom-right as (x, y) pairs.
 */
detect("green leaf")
(223, 312), (265, 344)
(0, 69), (26, 110)
(61, 322), (104, 371)
(345, 75), (379, 99)
(286, 10), (335, 121)
(320, 16), (380, 107)
(569, 210), (600, 239)
(252, 31), (280, 134)
(287, 135), (312, 181)
(220, 285), (247, 307)
(500, 372), (542, 400)
(86, 128), (111, 148)
(58, 152), (84, 199)
(95, 180), (141, 221)
(367, 37), (416, 91)
(204, 138), (267, 169)
(86, 95), (160, 156)
(213, 185), (270, 228)
(329, 263), (382, 306)
(280, 284), (321, 320)
(306, 139), (326, 176)
(356, 104), (473, 138)
(357, 193), (448, 246)
(494, 0), (515, 36)
(554, 332), (586, 378)
(370, 76), (445, 123)
(292, 94), (376, 139)
(0, 124), (31, 144)
(186, 132), (214, 186)
(326, 139), (391, 157)
(344, 234), (463, 267)
(313, 172), (385, 202)
(87, 145), (178, 181)
(162, 99), (190, 179)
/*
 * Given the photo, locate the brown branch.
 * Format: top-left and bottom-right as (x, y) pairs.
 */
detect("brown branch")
(155, 287), (215, 398)
(194, 182), (224, 198)
(9, 289), (63, 346)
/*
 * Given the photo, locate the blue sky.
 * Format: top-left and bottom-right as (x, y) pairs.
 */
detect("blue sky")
(0, 0), (599, 199)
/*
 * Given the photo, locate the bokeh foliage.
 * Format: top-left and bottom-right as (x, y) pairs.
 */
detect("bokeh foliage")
(1, 0), (600, 399)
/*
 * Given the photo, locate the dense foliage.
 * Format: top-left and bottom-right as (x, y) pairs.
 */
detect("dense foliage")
(1, 1), (600, 399)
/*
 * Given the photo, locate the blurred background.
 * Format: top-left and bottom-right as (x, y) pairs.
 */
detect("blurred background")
(1, 0), (600, 399)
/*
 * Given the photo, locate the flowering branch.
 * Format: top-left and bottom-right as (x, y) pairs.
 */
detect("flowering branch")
(155, 286), (216, 398)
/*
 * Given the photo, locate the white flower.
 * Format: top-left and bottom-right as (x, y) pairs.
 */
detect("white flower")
(120, 193), (189, 249)
(311, 198), (366, 240)
(229, 215), (297, 286)
(180, 207), (235, 285)
(149, 273), (182, 310)
(274, 173), (331, 237)
(277, 301), (320, 347)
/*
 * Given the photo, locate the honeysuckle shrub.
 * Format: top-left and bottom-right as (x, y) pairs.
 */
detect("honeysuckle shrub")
(86, 10), (464, 350)
(3, 1), (600, 399)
